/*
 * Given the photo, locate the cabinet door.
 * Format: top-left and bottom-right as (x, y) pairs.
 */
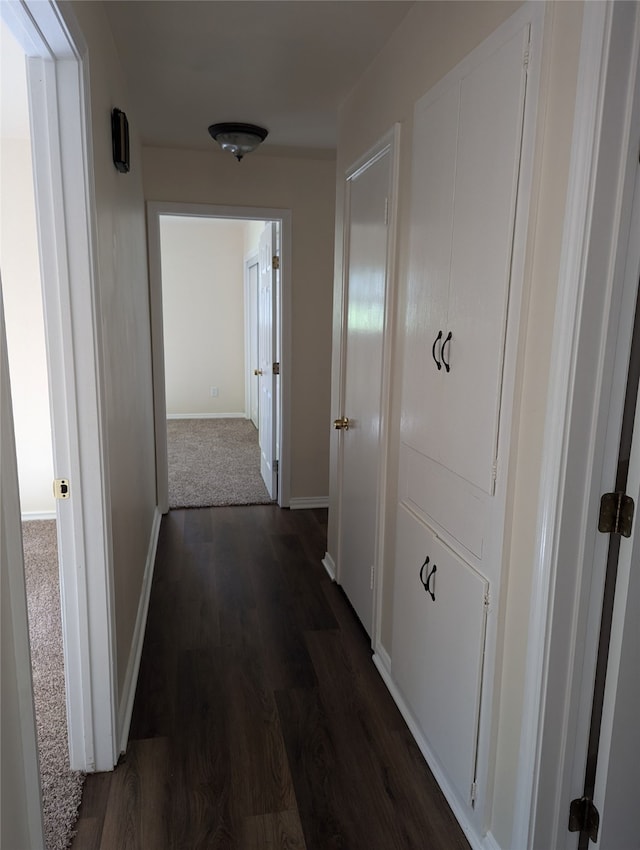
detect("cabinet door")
(401, 83), (459, 461)
(440, 28), (529, 494)
(392, 503), (488, 804)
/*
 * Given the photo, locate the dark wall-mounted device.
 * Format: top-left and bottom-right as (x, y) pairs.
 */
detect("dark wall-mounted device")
(111, 108), (130, 173)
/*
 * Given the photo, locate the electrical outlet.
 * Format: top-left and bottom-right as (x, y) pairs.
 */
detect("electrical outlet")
(210, 386), (219, 397)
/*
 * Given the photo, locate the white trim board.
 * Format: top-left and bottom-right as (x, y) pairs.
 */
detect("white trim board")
(147, 201), (292, 510)
(21, 511), (57, 521)
(321, 551), (336, 580)
(289, 496), (329, 510)
(166, 413), (248, 420)
(2, 0), (117, 774)
(514, 3), (640, 848)
(117, 508), (161, 754)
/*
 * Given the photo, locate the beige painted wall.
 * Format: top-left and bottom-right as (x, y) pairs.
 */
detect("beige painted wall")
(160, 216), (246, 416)
(70, 1), (158, 701)
(331, 1), (583, 846)
(143, 147), (336, 500)
(0, 23), (55, 516)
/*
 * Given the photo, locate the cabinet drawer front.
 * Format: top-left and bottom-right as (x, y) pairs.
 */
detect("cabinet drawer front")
(400, 444), (486, 561)
(391, 504), (488, 803)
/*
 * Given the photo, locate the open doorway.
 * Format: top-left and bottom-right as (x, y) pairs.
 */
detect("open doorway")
(158, 215), (277, 508)
(148, 202), (292, 511)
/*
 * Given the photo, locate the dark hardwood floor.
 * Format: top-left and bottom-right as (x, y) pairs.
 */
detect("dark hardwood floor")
(71, 506), (470, 850)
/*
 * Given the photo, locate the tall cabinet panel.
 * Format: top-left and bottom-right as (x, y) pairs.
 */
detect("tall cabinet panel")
(401, 84), (458, 464)
(443, 29), (529, 494)
(402, 26), (529, 495)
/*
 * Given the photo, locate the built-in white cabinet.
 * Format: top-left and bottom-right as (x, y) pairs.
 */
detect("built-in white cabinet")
(392, 504), (488, 805)
(387, 12), (538, 830)
(401, 27), (529, 496)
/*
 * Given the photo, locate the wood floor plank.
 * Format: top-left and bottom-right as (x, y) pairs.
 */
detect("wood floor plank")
(242, 809), (307, 850)
(274, 687), (357, 850)
(269, 532), (338, 631)
(169, 650), (236, 850)
(70, 773), (112, 850)
(226, 640), (297, 817)
(97, 738), (170, 850)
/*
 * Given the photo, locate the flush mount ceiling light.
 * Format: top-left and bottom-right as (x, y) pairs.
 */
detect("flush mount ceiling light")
(207, 122), (268, 161)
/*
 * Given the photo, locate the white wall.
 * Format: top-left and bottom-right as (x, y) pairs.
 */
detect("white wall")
(244, 219), (264, 256)
(70, 0), (158, 700)
(143, 147), (336, 500)
(330, 1), (584, 847)
(0, 21), (54, 516)
(160, 216), (246, 416)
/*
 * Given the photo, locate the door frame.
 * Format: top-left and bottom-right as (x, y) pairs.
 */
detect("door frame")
(2, 0), (116, 773)
(147, 201), (292, 509)
(244, 249), (259, 428)
(328, 126), (400, 644)
(513, 3), (640, 847)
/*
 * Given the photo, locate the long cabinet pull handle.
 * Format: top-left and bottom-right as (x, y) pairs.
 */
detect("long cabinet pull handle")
(425, 562), (437, 601)
(432, 331), (443, 370)
(441, 331), (452, 373)
(419, 556), (430, 586)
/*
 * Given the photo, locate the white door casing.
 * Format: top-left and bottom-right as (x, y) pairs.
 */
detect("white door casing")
(515, 3), (640, 848)
(245, 254), (259, 429)
(336, 142), (393, 636)
(2, 0), (117, 773)
(258, 222), (278, 500)
(593, 262), (640, 847)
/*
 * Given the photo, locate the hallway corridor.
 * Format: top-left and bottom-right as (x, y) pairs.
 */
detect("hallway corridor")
(71, 506), (470, 849)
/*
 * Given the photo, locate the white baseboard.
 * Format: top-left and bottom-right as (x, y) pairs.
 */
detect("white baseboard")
(322, 551), (336, 580)
(21, 511), (56, 521)
(372, 655), (492, 850)
(289, 497), (329, 510)
(117, 506), (162, 754)
(372, 644), (391, 674)
(166, 412), (247, 420)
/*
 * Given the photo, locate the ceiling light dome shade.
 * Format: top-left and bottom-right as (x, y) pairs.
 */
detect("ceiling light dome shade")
(207, 122), (268, 161)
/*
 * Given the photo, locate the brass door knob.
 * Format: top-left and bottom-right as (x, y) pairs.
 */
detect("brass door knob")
(334, 416), (350, 430)
(254, 369), (263, 376)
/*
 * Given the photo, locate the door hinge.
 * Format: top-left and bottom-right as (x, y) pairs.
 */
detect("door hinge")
(569, 796), (600, 843)
(598, 491), (634, 537)
(274, 459), (279, 474)
(272, 361), (280, 375)
(53, 478), (70, 500)
(470, 781), (478, 806)
(272, 255), (280, 270)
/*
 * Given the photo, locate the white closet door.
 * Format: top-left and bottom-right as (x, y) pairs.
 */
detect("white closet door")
(401, 84), (458, 461)
(339, 148), (390, 636)
(392, 503), (488, 803)
(441, 28), (529, 494)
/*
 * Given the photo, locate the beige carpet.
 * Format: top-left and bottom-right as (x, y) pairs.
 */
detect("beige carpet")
(167, 417), (274, 508)
(22, 520), (85, 850)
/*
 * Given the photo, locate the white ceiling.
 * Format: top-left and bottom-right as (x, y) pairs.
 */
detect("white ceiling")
(102, 0), (415, 154)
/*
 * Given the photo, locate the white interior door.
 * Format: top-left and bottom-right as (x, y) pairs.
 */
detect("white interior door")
(248, 258), (259, 428)
(258, 223), (278, 499)
(337, 148), (390, 636)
